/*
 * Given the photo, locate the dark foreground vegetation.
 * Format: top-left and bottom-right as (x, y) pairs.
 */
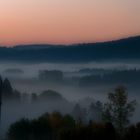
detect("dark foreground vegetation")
(4, 86), (138, 140)
(7, 112), (116, 140)
(7, 111), (140, 140)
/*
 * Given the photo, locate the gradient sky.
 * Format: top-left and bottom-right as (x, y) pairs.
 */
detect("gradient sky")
(0, 0), (140, 46)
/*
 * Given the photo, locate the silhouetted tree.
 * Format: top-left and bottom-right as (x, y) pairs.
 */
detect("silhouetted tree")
(0, 76), (2, 129)
(103, 86), (136, 135)
(72, 104), (84, 123)
(0, 76), (2, 102)
(2, 78), (13, 99)
(88, 101), (103, 122)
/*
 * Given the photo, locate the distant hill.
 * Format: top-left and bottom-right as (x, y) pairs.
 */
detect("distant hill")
(0, 36), (140, 63)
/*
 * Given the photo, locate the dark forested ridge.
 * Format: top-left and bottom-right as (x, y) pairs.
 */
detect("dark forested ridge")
(0, 36), (140, 62)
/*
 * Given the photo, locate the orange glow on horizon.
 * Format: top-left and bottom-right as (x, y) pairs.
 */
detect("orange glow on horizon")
(0, 0), (140, 46)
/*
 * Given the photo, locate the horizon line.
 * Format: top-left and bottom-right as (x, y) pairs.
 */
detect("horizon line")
(1, 35), (140, 48)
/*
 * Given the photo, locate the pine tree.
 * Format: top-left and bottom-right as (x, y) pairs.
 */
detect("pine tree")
(2, 78), (13, 99)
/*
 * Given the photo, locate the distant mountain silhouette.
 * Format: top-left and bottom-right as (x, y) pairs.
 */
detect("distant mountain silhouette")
(0, 36), (140, 62)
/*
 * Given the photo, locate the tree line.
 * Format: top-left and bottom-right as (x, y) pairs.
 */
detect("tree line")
(79, 69), (140, 86)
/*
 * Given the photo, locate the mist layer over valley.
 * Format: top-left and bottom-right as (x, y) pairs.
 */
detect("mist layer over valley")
(1, 61), (140, 100)
(1, 60), (140, 138)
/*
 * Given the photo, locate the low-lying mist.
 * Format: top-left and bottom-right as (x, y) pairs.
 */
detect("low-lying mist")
(1, 61), (140, 138)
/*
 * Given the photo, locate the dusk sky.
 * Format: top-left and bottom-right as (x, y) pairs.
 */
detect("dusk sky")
(0, 0), (140, 46)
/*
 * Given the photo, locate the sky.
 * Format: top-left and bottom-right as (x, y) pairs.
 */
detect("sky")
(0, 0), (140, 46)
